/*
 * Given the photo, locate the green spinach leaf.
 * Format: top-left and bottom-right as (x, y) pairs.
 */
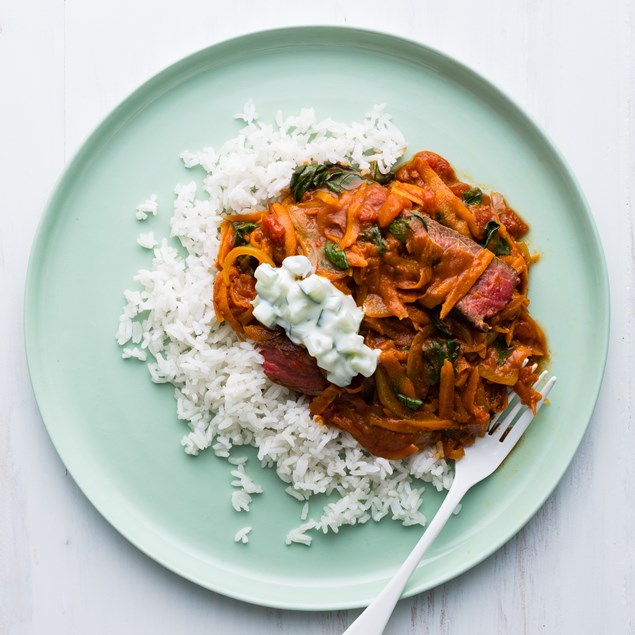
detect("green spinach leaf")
(482, 220), (500, 247)
(462, 187), (483, 206)
(422, 339), (459, 384)
(493, 237), (511, 256)
(430, 312), (453, 337)
(370, 161), (394, 185)
(231, 221), (259, 245)
(360, 225), (387, 255)
(326, 171), (364, 194)
(482, 219), (511, 256)
(324, 241), (349, 270)
(290, 163), (367, 201)
(387, 218), (413, 244)
(289, 163), (329, 201)
(496, 346), (512, 365)
(408, 212), (428, 230)
(396, 393), (423, 411)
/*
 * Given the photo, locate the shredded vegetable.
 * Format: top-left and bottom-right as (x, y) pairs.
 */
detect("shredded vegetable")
(213, 150), (547, 460)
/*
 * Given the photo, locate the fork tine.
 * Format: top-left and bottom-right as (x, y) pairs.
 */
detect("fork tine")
(489, 390), (523, 433)
(489, 365), (547, 440)
(488, 364), (539, 433)
(489, 369), (547, 437)
(499, 376), (557, 448)
(489, 399), (525, 440)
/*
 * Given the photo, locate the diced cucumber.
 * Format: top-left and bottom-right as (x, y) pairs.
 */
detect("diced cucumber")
(334, 333), (365, 354)
(304, 332), (333, 357)
(350, 352), (379, 377)
(253, 263), (277, 285)
(318, 348), (340, 371)
(323, 294), (342, 312)
(283, 255), (313, 277)
(332, 311), (360, 333)
(251, 300), (277, 328)
(298, 274), (330, 303)
(250, 255), (379, 387)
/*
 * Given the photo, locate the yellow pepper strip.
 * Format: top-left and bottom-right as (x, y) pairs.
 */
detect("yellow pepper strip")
(213, 274), (245, 336)
(313, 191), (339, 206)
(223, 211), (266, 223)
(390, 181), (428, 206)
(222, 246), (275, 286)
(216, 223), (236, 269)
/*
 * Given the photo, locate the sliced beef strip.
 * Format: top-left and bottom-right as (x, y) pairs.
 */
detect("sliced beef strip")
(423, 216), (519, 329)
(455, 264), (518, 328)
(257, 334), (329, 396)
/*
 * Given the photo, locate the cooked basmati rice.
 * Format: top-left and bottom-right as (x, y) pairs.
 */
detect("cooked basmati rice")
(231, 490), (253, 513)
(286, 521), (318, 547)
(234, 526), (252, 544)
(117, 103), (454, 543)
(137, 231), (157, 249)
(121, 347), (147, 362)
(135, 194), (158, 220)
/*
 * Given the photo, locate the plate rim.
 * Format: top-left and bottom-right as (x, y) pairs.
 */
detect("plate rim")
(24, 25), (610, 610)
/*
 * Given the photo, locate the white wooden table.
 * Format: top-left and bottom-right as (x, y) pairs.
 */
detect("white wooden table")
(2, 1), (633, 633)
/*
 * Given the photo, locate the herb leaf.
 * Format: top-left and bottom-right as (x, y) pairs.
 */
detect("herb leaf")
(493, 237), (511, 256)
(386, 214), (428, 244)
(232, 221), (259, 245)
(482, 220), (511, 256)
(430, 312), (453, 337)
(396, 393), (423, 410)
(370, 161), (394, 185)
(290, 163), (368, 201)
(387, 218), (413, 244)
(462, 187), (483, 206)
(496, 345), (512, 365)
(325, 171), (364, 194)
(289, 163), (329, 201)
(360, 225), (387, 255)
(422, 339), (459, 384)
(408, 212), (428, 230)
(324, 241), (349, 270)
(482, 220), (500, 248)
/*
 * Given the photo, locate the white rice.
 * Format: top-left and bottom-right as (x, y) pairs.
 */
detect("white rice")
(117, 103), (454, 543)
(135, 194), (158, 220)
(234, 526), (252, 544)
(229, 463), (264, 512)
(121, 347), (147, 362)
(137, 231), (157, 249)
(286, 521), (318, 547)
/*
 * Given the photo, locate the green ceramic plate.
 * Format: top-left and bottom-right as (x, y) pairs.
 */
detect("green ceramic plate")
(25, 27), (609, 610)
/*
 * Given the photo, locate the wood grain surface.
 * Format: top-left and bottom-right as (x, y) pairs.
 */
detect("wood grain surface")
(1, 1), (633, 633)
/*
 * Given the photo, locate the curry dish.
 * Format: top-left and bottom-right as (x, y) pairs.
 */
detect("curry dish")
(213, 151), (547, 460)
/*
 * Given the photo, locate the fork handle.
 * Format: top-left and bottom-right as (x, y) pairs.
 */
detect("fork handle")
(343, 481), (470, 635)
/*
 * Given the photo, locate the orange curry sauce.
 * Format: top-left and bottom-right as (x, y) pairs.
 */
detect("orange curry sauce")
(213, 151), (547, 460)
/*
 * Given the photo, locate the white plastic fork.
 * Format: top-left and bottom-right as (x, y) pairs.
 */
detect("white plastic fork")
(343, 371), (557, 635)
